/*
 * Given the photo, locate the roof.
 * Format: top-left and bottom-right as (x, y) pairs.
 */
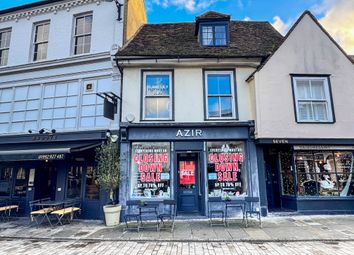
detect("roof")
(117, 21), (283, 59)
(196, 11), (230, 20)
(246, 10), (354, 82)
(0, 0), (64, 15)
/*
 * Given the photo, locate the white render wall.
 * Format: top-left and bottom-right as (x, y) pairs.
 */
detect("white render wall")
(122, 66), (256, 123)
(255, 14), (354, 139)
(0, 0), (123, 135)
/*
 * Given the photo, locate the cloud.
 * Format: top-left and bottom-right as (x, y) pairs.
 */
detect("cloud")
(314, 0), (354, 54)
(150, 0), (225, 12)
(271, 16), (292, 35)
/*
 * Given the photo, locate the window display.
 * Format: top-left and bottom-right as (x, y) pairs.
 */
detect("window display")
(0, 167), (12, 196)
(130, 142), (171, 199)
(207, 141), (246, 198)
(279, 150), (295, 196)
(294, 150), (354, 196)
(14, 167), (27, 197)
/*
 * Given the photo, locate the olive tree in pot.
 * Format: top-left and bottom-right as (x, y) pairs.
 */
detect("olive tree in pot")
(96, 140), (121, 226)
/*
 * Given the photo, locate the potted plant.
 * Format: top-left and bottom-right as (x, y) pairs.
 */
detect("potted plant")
(96, 140), (121, 227)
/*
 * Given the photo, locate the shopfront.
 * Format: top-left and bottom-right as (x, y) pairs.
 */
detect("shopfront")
(119, 122), (259, 216)
(259, 140), (354, 214)
(0, 130), (109, 219)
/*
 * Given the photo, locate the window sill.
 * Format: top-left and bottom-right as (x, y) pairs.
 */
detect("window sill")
(296, 121), (335, 124)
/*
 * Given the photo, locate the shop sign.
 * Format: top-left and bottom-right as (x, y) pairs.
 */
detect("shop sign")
(294, 145), (354, 151)
(32, 135), (57, 141)
(176, 129), (203, 137)
(272, 139), (289, 144)
(37, 154), (65, 160)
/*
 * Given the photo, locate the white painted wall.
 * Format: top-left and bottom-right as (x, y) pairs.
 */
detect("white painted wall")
(255, 14), (354, 139)
(0, 0), (123, 135)
(121, 66), (255, 123)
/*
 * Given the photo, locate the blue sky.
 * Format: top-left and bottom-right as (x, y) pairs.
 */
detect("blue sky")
(0, 0), (353, 54)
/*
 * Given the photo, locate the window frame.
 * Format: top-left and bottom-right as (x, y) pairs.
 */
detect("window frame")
(32, 20), (50, 62)
(0, 28), (12, 67)
(199, 22), (229, 47)
(291, 75), (335, 123)
(72, 12), (93, 56)
(203, 69), (238, 120)
(141, 70), (174, 121)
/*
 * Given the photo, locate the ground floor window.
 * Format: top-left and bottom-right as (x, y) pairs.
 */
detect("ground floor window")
(279, 150), (296, 196)
(295, 150), (354, 197)
(85, 166), (100, 200)
(130, 142), (171, 199)
(207, 141), (247, 198)
(0, 167), (12, 196)
(14, 167), (27, 197)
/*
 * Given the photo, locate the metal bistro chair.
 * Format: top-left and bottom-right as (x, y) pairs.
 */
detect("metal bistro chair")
(208, 197), (226, 227)
(245, 197), (262, 228)
(124, 200), (141, 232)
(158, 200), (176, 232)
(51, 199), (81, 226)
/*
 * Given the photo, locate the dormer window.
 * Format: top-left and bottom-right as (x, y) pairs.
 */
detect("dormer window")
(201, 24), (227, 46)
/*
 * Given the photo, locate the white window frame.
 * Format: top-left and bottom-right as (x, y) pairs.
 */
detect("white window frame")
(204, 70), (236, 119)
(142, 71), (173, 121)
(0, 28), (12, 66)
(292, 76), (334, 123)
(32, 21), (50, 62)
(72, 12), (93, 55)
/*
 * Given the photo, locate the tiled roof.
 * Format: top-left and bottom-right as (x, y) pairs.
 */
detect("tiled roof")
(117, 21), (283, 59)
(196, 11), (230, 20)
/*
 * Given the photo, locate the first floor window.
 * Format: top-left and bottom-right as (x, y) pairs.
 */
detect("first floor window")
(73, 13), (92, 55)
(130, 142), (171, 199)
(292, 76), (334, 123)
(33, 21), (50, 61)
(0, 29), (11, 66)
(143, 71), (173, 120)
(205, 71), (236, 119)
(207, 141), (246, 198)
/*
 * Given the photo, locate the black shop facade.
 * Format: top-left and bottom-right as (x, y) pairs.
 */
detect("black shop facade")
(0, 130), (111, 219)
(119, 122), (260, 216)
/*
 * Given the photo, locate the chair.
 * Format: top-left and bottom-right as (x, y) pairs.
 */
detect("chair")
(158, 200), (176, 232)
(124, 200), (141, 232)
(208, 197), (226, 227)
(29, 199), (47, 225)
(245, 197), (262, 228)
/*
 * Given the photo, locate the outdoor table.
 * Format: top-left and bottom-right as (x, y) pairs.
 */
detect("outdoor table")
(34, 201), (64, 227)
(138, 202), (160, 231)
(224, 200), (246, 226)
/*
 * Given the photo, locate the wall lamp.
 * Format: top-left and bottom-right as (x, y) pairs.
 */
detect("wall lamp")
(103, 0), (123, 21)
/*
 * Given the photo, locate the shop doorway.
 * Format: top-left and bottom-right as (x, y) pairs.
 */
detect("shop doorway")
(264, 148), (282, 211)
(176, 153), (201, 214)
(33, 162), (57, 200)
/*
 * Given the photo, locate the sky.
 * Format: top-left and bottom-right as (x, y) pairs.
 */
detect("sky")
(0, 0), (353, 54)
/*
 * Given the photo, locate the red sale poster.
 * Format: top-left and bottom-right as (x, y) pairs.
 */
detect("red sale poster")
(179, 161), (196, 185)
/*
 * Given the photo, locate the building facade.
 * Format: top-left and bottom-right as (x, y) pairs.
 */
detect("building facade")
(248, 12), (354, 215)
(0, 0), (146, 219)
(117, 12), (282, 216)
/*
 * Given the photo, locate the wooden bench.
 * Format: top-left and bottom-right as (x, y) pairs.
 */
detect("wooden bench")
(51, 199), (81, 225)
(0, 200), (20, 221)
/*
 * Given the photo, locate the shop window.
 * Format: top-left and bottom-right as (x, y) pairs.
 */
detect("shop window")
(130, 142), (171, 199)
(142, 71), (173, 120)
(85, 166), (100, 200)
(207, 141), (246, 198)
(0, 167), (12, 196)
(294, 151), (354, 197)
(279, 151), (295, 196)
(204, 71), (236, 119)
(292, 76), (334, 123)
(67, 166), (83, 198)
(14, 168), (27, 197)
(0, 28), (11, 66)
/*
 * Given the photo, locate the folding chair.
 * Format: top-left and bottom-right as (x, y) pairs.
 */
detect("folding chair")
(158, 200), (176, 232)
(245, 197), (262, 228)
(51, 199), (81, 226)
(124, 200), (141, 232)
(208, 197), (226, 227)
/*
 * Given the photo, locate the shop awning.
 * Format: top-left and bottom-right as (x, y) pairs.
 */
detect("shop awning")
(0, 142), (102, 161)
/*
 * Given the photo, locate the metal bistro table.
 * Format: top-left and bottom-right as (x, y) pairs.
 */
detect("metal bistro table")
(139, 202), (160, 231)
(34, 200), (64, 227)
(224, 199), (246, 227)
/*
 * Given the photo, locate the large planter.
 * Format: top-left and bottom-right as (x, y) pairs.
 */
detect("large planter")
(103, 204), (121, 227)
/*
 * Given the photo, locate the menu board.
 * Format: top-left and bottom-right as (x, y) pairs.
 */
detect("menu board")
(207, 141), (246, 197)
(130, 142), (171, 199)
